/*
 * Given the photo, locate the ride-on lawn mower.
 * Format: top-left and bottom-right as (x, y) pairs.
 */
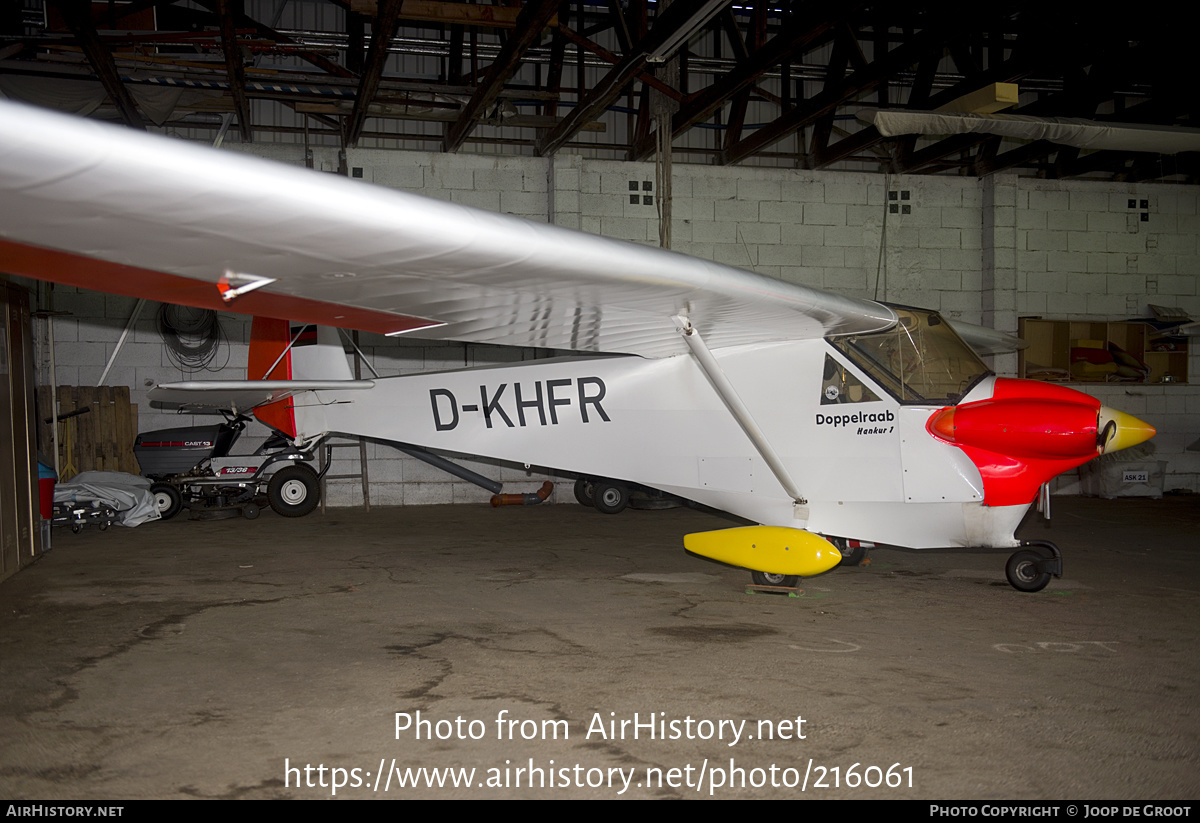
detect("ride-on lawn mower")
(134, 412), (321, 521)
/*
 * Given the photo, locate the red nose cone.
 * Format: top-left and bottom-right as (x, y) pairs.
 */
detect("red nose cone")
(926, 379), (1105, 506)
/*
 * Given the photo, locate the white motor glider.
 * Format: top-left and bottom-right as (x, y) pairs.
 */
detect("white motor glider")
(0, 101), (1155, 592)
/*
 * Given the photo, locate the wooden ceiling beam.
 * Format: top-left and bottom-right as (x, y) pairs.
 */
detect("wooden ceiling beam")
(720, 15), (964, 166)
(345, 0), (406, 147)
(536, 0), (715, 157)
(348, 0), (557, 29)
(217, 0), (253, 142)
(605, 0), (633, 55)
(816, 46), (1038, 173)
(556, 23), (682, 101)
(629, 3), (851, 161)
(192, 0), (356, 80)
(443, 0), (560, 152)
(51, 0), (146, 130)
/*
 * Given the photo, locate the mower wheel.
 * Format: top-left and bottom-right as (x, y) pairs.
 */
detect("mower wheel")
(150, 483), (183, 520)
(267, 466), (320, 518)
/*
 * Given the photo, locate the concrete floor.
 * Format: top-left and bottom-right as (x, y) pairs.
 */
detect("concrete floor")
(1, 495), (1198, 800)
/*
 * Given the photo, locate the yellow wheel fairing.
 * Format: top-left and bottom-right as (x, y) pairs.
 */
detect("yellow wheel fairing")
(684, 526), (842, 577)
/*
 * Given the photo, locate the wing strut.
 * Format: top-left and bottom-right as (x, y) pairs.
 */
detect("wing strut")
(672, 315), (807, 507)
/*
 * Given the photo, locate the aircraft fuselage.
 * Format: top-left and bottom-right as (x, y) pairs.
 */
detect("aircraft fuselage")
(297, 337), (1024, 550)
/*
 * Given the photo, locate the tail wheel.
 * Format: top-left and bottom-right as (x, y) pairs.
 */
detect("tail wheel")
(150, 483), (183, 520)
(267, 466), (320, 518)
(751, 571), (799, 588)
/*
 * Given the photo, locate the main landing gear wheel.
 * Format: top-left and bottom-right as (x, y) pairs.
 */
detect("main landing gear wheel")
(750, 571), (799, 588)
(267, 466), (320, 518)
(831, 537), (867, 567)
(150, 483), (183, 520)
(1005, 549), (1052, 593)
(592, 481), (630, 514)
(573, 477), (595, 507)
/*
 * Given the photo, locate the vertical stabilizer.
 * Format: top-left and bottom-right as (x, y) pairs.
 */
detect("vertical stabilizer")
(248, 318), (352, 437)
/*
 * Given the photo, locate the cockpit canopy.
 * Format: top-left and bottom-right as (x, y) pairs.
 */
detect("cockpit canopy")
(830, 307), (992, 405)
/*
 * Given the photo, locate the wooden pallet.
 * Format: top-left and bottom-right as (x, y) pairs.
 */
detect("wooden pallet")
(37, 386), (139, 479)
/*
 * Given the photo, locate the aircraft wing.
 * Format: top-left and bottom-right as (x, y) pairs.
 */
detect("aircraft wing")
(0, 100), (901, 358)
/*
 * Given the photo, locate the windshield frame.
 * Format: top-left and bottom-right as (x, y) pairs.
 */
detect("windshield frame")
(828, 306), (992, 406)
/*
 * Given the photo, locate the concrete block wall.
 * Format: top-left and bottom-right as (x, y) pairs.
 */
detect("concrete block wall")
(39, 143), (1200, 499)
(549, 157), (989, 322)
(992, 175), (1200, 493)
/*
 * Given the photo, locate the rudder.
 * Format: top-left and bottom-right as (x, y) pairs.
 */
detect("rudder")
(248, 317), (352, 437)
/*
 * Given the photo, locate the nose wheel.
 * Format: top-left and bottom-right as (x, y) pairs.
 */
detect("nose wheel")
(1005, 542), (1062, 593)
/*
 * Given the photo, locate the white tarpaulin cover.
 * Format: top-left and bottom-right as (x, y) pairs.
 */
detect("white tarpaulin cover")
(54, 471), (161, 527)
(871, 110), (1200, 155)
(0, 74), (187, 125)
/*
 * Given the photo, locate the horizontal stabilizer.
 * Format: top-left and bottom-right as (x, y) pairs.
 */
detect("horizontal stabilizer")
(149, 380), (374, 412)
